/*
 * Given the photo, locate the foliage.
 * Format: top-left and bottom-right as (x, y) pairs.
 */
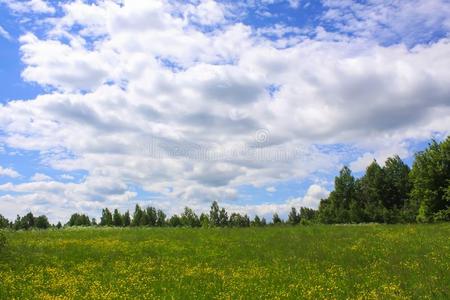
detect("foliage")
(169, 214), (182, 227)
(410, 137), (450, 222)
(34, 215), (50, 229)
(12, 212), (50, 230)
(156, 210), (166, 227)
(132, 204), (143, 227)
(0, 214), (9, 228)
(272, 213), (282, 224)
(67, 213), (91, 227)
(318, 137), (449, 224)
(181, 207), (200, 227)
(288, 207), (300, 225)
(300, 207), (318, 222)
(100, 208), (113, 226)
(229, 213), (250, 227)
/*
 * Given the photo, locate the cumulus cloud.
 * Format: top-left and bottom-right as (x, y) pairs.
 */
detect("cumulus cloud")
(0, 0), (449, 220)
(0, 166), (20, 178)
(187, 0), (226, 25)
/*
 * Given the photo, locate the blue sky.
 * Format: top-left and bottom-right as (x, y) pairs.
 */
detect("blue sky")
(0, 0), (449, 223)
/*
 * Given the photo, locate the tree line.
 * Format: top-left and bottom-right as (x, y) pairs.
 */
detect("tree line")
(0, 137), (448, 230)
(318, 137), (449, 224)
(0, 201), (317, 230)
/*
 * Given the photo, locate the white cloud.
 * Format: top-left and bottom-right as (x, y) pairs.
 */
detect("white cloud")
(0, 165), (20, 178)
(19, 33), (110, 91)
(187, 0), (226, 25)
(288, 0), (300, 9)
(31, 173), (52, 181)
(222, 184), (330, 220)
(266, 186), (276, 193)
(61, 174), (75, 180)
(322, 0), (450, 46)
(0, 0), (55, 14)
(0, 0), (449, 219)
(299, 184), (330, 208)
(0, 25), (12, 40)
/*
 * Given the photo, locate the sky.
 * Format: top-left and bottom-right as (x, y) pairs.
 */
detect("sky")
(0, 0), (449, 223)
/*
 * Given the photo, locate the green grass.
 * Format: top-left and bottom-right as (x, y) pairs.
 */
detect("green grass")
(0, 224), (449, 299)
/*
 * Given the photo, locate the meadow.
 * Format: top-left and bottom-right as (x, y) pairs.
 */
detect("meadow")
(0, 224), (449, 299)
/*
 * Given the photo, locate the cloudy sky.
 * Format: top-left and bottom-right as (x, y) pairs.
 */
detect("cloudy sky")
(0, 0), (449, 223)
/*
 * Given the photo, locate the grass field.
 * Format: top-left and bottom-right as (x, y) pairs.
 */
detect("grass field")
(0, 224), (449, 299)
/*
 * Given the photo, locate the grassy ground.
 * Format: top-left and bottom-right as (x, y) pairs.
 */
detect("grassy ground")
(0, 224), (449, 299)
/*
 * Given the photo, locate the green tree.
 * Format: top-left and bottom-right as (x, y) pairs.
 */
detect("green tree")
(318, 166), (357, 223)
(100, 208), (113, 226)
(199, 213), (209, 227)
(261, 217), (267, 226)
(0, 214), (9, 228)
(219, 208), (228, 227)
(359, 161), (385, 222)
(181, 207), (200, 227)
(113, 209), (123, 227)
(35, 215), (50, 229)
(22, 212), (35, 230)
(229, 213), (250, 227)
(318, 198), (334, 224)
(123, 211), (131, 227)
(169, 214), (182, 227)
(383, 155), (411, 209)
(146, 207), (157, 226)
(156, 209), (166, 227)
(288, 207), (300, 225)
(67, 213), (91, 226)
(272, 213), (282, 224)
(13, 215), (21, 230)
(132, 204), (143, 226)
(410, 138), (450, 222)
(140, 209), (150, 226)
(252, 215), (262, 227)
(299, 207), (317, 222)
(209, 201), (220, 227)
